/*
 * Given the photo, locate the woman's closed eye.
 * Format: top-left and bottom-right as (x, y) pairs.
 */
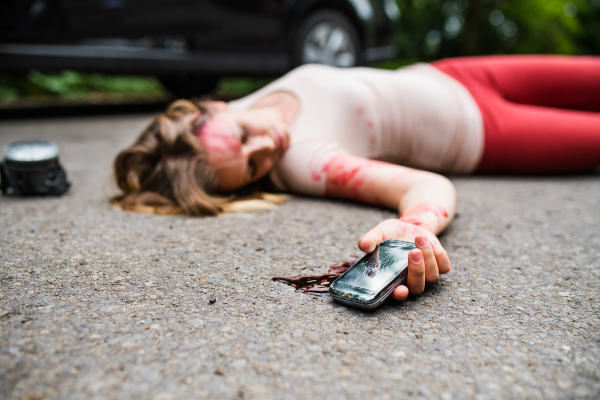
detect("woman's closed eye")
(240, 128), (249, 144)
(193, 116), (208, 136)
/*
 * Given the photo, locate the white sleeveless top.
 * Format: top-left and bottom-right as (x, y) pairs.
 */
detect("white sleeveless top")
(228, 63), (484, 196)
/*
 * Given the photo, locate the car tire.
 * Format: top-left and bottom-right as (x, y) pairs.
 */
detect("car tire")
(292, 9), (362, 68)
(159, 73), (219, 99)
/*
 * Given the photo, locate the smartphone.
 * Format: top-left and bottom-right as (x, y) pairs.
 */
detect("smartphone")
(329, 239), (416, 309)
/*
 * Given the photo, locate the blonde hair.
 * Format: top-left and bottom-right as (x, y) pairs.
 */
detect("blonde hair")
(112, 99), (289, 216)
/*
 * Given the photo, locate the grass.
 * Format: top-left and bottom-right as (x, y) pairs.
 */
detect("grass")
(0, 59), (419, 106)
(215, 77), (276, 98)
(0, 70), (165, 104)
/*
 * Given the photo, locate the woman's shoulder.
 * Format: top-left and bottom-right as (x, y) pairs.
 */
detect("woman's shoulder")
(228, 64), (339, 110)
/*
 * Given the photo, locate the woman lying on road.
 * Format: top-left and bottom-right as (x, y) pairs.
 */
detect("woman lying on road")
(113, 55), (600, 302)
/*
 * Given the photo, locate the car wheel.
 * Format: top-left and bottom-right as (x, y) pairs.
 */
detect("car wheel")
(159, 73), (219, 98)
(293, 9), (362, 68)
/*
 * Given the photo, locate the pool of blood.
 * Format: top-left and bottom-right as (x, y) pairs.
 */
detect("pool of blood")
(272, 261), (356, 296)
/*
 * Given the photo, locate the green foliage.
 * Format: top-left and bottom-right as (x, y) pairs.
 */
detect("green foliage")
(503, 0), (587, 54)
(0, 74), (21, 100)
(373, 58), (419, 70)
(2, 1), (599, 100)
(394, 0), (600, 61)
(28, 70), (164, 97)
(576, 0), (600, 53)
(216, 77), (275, 97)
(0, 70), (164, 100)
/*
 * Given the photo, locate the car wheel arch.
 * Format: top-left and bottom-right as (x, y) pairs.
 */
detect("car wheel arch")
(281, 0), (365, 52)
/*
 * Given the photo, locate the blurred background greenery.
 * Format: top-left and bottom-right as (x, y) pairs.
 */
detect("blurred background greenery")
(1, 0), (599, 104)
(392, 0), (600, 62)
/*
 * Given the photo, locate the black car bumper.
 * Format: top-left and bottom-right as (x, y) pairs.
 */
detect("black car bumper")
(0, 42), (396, 75)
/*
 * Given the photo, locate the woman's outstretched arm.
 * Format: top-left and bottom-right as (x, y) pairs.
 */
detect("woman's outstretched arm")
(325, 153), (455, 301)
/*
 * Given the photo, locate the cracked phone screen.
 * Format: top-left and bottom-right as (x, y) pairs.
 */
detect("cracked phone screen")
(330, 240), (415, 303)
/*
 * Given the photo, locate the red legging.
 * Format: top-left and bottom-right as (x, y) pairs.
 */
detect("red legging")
(431, 55), (600, 174)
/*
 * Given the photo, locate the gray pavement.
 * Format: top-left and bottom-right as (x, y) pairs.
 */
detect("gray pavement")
(1, 114), (599, 400)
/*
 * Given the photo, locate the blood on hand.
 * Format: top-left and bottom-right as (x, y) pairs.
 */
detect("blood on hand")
(399, 203), (448, 237)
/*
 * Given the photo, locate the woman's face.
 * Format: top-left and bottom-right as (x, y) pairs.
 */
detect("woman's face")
(194, 103), (290, 191)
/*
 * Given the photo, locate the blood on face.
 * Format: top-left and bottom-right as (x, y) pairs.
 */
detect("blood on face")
(196, 116), (241, 155)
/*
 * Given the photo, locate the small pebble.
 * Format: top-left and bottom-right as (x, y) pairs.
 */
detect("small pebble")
(209, 298), (216, 304)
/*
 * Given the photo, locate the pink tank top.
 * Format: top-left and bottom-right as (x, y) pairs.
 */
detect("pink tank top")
(228, 63), (484, 196)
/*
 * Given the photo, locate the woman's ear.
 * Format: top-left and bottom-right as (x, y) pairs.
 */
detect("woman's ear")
(209, 101), (228, 111)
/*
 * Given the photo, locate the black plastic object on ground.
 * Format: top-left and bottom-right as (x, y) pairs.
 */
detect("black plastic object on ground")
(329, 240), (416, 309)
(1, 140), (70, 196)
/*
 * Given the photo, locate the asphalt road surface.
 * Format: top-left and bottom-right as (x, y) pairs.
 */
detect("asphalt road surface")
(1, 115), (599, 400)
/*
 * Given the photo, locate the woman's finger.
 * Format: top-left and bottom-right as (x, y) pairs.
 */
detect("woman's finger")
(392, 285), (409, 301)
(358, 218), (424, 253)
(358, 229), (383, 253)
(433, 244), (451, 274)
(415, 235), (439, 282)
(406, 249), (426, 294)
(358, 219), (397, 253)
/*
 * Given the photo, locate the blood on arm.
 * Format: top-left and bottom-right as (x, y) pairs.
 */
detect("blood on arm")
(324, 153), (419, 207)
(325, 153), (455, 247)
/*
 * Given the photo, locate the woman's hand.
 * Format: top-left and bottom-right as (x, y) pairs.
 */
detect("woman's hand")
(358, 219), (451, 301)
(324, 154), (455, 301)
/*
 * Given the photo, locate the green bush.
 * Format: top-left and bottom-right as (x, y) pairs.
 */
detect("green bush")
(1, 0), (598, 101)
(0, 70), (164, 100)
(394, 0), (600, 61)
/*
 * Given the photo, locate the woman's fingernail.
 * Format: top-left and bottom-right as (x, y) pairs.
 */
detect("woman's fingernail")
(416, 236), (428, 247)
(358, 236), (365, 250)
(410, 251), (423, 263)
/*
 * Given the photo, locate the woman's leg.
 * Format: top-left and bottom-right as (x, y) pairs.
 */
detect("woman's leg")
(432, 55), (600, 112)
(475, 96), (600, 173)
(432, 55), (600, 173)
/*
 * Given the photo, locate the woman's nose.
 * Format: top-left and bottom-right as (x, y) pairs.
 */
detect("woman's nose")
(244, 135), (276, 154)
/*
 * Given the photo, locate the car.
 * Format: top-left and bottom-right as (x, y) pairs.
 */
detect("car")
(0, 0), (400, 96)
